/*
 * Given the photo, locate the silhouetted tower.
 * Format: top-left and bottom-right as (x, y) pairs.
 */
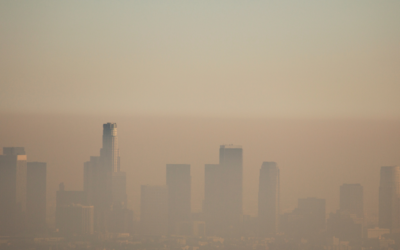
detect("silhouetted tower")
(204, 145), (243, 236)
(379, 166), (400, 232)
(0, 147), (27, 235)
(26, 162), (47, 234)
(258, 162), (280, 237)
(100, 123), (120, 172)
(340, 183), (363, 218)
(140, 185), (168, 235)
(166, 164), (191, 234)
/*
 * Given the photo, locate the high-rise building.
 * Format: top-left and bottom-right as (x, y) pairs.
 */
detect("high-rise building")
(258, 162), (280, 237)
(0, 147), (27, 235)
(100, 123), (120, 172)
(83, 123), (132, 233)
(340, 183), (363, 218)
(219, 145), (243, 220)
(379, 166), (400, 232)
(140, 185), (168, 235)
(26, 162), (47, 234)
(204, 145), (243, 236)
(166, 164), (191, 234)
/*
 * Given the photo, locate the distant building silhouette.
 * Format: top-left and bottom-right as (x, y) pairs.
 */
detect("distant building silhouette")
(0, 147), (27, 235)
(83, 123), (132, 233)
(327, 184), (364, 242)
(204, 145), (243, 236)
(258, 162), (280, 237)
(140, 185), (168, 236)
(340, 183), (363, 218)
(166, 164), (191, 234)
(26, 162), (47, 234)
(379, 166), (400, 232)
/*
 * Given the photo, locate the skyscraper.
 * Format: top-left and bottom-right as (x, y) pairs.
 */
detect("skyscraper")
(140, 185), (168, 236)
(26, 162), (47, 234)
(258, 162), (280, 237)
(166, 164), (191, 234)
(340, 183), (363, 218)
(204, 145), (243, 236)
(100, 123), (120, 172)
(379, 166), (400, 232)
(83, 123), (131, 233)
(0, 147), (27, 235)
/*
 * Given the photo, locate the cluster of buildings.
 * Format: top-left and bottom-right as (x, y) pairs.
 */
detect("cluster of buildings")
(0, 122), (400, 249)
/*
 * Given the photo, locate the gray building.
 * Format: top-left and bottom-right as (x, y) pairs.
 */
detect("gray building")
(379, 166), (400, 232)
(27, 162), (47, 234)
(258, 162), (280, 237)
(0, 147), (27, 235)
(166, 164), (191, 234)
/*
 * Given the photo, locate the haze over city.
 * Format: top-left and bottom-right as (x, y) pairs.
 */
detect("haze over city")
(0, 1), (399, 249)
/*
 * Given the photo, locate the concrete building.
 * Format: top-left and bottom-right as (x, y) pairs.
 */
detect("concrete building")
(258, 162), (280, 237)
(27, 162), (47, 234)
(0, 147), (27, 235)
(379, 166), (400, 232)
(166, 164), (191, 234)
(140, 185), (168, 236)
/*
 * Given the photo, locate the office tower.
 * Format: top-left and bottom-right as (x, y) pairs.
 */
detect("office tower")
(219, 145), (243, 220)
(379, 166), (400, 232)
(26, 162), (47, 234)
(298, 197), (326, 233)
(140, 185), (168, 235)
(100, 123), (120, 172)
(258, 162), (280, 237)
(0, 147), (27, 235)
(83, 123), (133, 233)
(57, 204), (94, 235)
(340, 183), (363, 218)
(166, 164), (191, 234)
(203, 145), (243, 236)
(204, 164), (223, 235)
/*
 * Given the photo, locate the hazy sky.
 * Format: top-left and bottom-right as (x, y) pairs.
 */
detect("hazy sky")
(1, 1), (399, 118)
(1, 1), (400, 221)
